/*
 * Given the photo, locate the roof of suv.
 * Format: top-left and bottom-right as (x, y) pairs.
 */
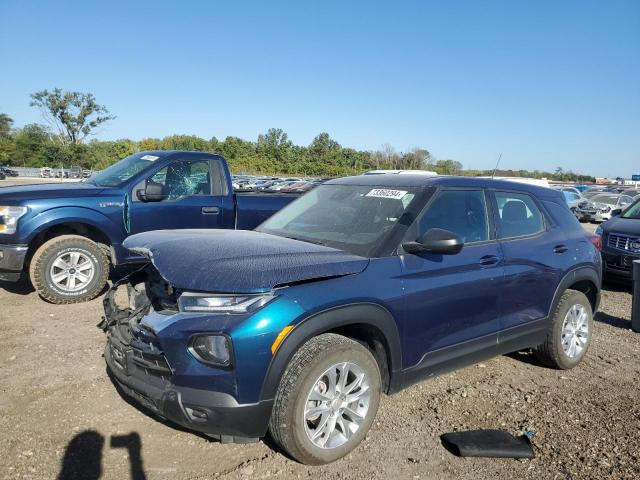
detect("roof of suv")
(325, 174), (561, 199)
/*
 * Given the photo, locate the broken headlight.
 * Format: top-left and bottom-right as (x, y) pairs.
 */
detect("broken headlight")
(189, 334), (232, 366)
(178, 292), (275, 314)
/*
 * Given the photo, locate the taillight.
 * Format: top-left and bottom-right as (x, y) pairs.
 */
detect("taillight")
(588, 234), (602, 251)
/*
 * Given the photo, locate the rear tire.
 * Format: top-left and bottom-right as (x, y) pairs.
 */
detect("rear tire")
(534, 289), (592, 369)
(29, 235), (110, 304)
(269, 333), (382, 465)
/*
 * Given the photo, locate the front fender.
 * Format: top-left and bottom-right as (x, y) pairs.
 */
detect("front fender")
(19, 206), (123, 245)
(259, 302), (403, 401)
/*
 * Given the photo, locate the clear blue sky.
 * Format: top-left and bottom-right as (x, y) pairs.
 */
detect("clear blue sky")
(1, 0), (638, 177)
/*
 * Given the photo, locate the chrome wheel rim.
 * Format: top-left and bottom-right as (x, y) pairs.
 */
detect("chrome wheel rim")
(49, 251), (95, 292)
(304, 362), (371, 449)
(561, 304), (590, 358)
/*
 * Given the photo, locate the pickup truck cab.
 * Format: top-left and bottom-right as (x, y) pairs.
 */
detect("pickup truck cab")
(102, 174), (601, 464)
(0, 151), (296, 303)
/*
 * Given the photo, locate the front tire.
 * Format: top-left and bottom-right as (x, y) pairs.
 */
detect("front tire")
(269, 333), (382, 465)
(29, 235), (110, 304)
(534, 289), (593, 369)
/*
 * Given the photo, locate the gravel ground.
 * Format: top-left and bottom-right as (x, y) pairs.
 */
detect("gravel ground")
(1, 229), (639, 479)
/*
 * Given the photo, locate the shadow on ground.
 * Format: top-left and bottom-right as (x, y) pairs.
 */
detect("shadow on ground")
(57, 430), (148, 480)
(595, 311), (632, 330)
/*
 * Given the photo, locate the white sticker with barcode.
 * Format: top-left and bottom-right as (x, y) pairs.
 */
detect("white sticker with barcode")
(141, 155), (159, 161)
(365, 189), (408, 200)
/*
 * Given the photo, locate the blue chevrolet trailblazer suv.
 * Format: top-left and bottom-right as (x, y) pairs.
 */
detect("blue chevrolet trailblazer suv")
(102, 174), (601, 465)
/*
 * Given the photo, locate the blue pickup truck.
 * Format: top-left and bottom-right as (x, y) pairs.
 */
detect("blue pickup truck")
(0, 151), (296, 303)
(102, 174), (601, 464)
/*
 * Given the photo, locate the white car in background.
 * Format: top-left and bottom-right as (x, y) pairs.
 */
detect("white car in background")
(576, 193), (634, 223)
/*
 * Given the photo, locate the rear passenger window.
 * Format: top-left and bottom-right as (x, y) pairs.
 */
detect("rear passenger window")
(495, 192), (545, 239)
(417, 190), (489, 243)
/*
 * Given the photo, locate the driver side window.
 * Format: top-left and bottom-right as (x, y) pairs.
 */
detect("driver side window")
(148, 160), (211, 200)
(416, 189), (489, 243)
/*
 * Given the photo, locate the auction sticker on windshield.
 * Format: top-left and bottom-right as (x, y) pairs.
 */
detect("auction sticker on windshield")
(140, 155), (159, 161)
(365, 189), (408, 200)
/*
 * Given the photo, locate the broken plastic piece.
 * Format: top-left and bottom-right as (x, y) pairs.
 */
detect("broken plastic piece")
(441, 429), (535, 459)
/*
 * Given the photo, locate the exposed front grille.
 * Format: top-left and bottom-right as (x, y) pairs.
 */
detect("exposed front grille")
(130, 326), (172, 378)
(607, 233), (640, 253)
(132, 348), (172, 376)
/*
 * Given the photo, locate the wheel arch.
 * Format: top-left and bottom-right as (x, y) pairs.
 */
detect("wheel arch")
(549, 266), (601, 316)
(260, 303), (403, 401)
(26, 219), (114, 266)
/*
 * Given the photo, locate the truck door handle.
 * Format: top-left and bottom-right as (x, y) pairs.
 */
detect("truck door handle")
(202, 206), (220, 214)
(479, 255), (500, 266)
(554, 244), (568, 254)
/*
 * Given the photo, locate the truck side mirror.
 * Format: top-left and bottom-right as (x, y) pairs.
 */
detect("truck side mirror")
(402, 228), (464, 255)
(136, 181), (167, 202)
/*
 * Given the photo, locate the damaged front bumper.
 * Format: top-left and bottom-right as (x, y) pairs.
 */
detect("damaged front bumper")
(101, 278), (273, 442)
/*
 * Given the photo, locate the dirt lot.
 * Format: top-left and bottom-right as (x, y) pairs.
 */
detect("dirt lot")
(1, 229), (639, 480)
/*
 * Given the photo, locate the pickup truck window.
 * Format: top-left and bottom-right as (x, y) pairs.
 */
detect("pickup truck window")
(149, 160), (212, 200)
(87, 153), (158, 187)
(257, 184), (419, 257)
(416, 189), (489, 243)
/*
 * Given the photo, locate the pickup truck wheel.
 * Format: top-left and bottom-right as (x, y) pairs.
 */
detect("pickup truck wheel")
(534, 289), (593, 369)
(269, 333), (382, 465)
(29, 235), (110, 304)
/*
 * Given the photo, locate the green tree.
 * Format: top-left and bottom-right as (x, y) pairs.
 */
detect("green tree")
(0, 113), (13, 138)
(257, 128), (293, 163)
(13, 124), (51, 166)
(434, 159), (463, 175)
(30, 88), (115, 144)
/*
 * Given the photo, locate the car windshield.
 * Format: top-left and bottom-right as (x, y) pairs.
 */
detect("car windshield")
(87, 153), (161, 187)
(256, 184), (420, 256)
(621, 200), (640, 219)
(591, 195), (619, 206)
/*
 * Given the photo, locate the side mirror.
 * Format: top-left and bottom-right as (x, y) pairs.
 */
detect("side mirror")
(136, 181), (166, 202)
(611, 208), (622, 217)
(402, 228), (464, 255)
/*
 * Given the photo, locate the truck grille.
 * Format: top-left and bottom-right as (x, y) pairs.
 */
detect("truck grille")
(607, 233), (640, 253)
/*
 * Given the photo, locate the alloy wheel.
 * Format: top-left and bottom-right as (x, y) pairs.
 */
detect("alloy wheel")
(304, 362), (371, 449)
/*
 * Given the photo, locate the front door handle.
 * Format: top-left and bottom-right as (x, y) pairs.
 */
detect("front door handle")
(479, 255), (500, 266)
(554, 244), (569, 254)
(202, 206), (220, 214)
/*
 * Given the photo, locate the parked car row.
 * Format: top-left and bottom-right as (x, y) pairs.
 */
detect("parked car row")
(232, 175), (328, 193)
(0, 166), (19, 178)
(553, 184), (638, 224)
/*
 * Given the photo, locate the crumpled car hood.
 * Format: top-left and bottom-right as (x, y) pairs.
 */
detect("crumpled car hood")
(123, 229), (369, 293)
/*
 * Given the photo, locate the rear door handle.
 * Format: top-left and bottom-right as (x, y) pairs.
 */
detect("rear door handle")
(202, 206), (220, 214)
(479, 255), (500, 266)
(554, 244), (569, 254)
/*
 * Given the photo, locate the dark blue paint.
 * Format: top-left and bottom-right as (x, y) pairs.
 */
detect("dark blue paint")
(123, 229), (369, 293)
